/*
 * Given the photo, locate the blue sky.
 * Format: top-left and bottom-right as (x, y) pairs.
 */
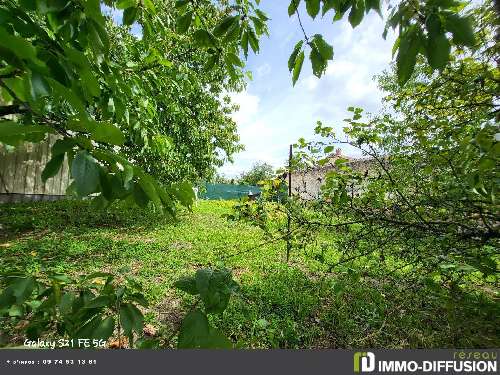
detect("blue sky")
(220, 2), (396, 177)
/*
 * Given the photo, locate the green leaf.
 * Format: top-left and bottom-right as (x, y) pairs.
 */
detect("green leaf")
(133, 182), (150, 208)
(426, 34), (450, 70)
(52, 138), (75, 156)
(138, 174), (162, 209)
(0, 26), (37, 61)
(348, 0), (365, 28)
(225, 52), (243, 68)
(10, 277), (36, 304)
(425, 13), (442, 38)
(91, 122), (125, 146)
(193, 29), (217, 48)
(30, 72), (50, 100)
(310, 46), (327, 78)
(213, 15), (239, 37)
(305, 0), (320, 18)
(241, 30), (249, 59)
(255, 9), (269, 21)
(444, 14), (475, 46)
(119, 303), (144, 337)
(178, 310), (232, 349)
(365, 0), (381, 15)
(41, 154), (64, 183)
(81, 70), (100, 98)
(116, 0), (137, 9)
(171, 181), (195, 207)
(195, 268), (234, 314)
(74, 315), (115, 341)
(312, 34), (333, 60)
(292, 50), (304, 86)
(0, 121), (51, 143)
(288, 40), (304, 72)
(175, 0), (189, 8)
(123, 7), (138, 26)
(247, 28), (259, 53)
(396, 25), (421, 85)
(288, 0), (300, 15)
(176, 11), (193, 34)
(71, 151), (100, 197)
(204, 327), (232, 349)
(174, 276), (198, 295)
(177, 310), (209, 348)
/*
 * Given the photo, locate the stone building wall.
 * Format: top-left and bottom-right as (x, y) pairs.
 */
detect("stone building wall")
(290, 156), (379, 200)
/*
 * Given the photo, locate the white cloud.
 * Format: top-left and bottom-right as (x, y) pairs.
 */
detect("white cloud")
(302, 75), (319, 91)
(229, 91), (260, 126)
(256, 63), (271, 78)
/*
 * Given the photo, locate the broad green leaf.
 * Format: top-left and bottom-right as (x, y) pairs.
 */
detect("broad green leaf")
(348, 0), (365, 27)
(138, 174), (162, 208)
(365, 0), (381, 15)
(171, 181), (195, 207)
(52, 138), (75, 156)
(176, 11), (193, 34)
(81, 70), (100, 98)
(288, 0), (300, 16)
(223, 20), (241, 43)
(133, 182), (150, 207)
(292, 50), (304, 86)
(396, 25), (421, 85)
(0, 26), (37, 61)
(195, 268), (234, 314)
(193, 29), (217, 48)
(119, 303), (144, 337)
(123, 7), (138, 26)
(213, 15), (239, 37)
(312, 34), (333, 60)
(74, 315), (115, 342)
(204, 327), (232, 349)
(0, 121), (50, 139)
(247, 27), (259, 53)
(85, 296), (112, 309)
(41, 154), (64, 182)
(255, 9), (269, 21)
(426, 34), (450, 70)
(310, 46), (327, 78)
(177, 310), (209, 348)
(288, 40), (304, 72)
(30, 71), (50, 100)
(425, 13), (442, 38)
(10, 277), (36, 304)
(116, 0), (137, 9)
(225, 52), (243, 68)
(305, 0), (320, 19)
(91, 122), (125, 146)
(174, 276), (198, 295)
(71, 150), (100, 197)
(444, 14), (475, 46)
(241, 30), (249, 59)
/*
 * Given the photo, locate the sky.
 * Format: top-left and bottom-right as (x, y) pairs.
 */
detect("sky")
(219, 2), (397, 178)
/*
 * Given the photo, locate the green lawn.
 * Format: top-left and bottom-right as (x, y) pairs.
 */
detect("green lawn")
(1, 200), (498, 348)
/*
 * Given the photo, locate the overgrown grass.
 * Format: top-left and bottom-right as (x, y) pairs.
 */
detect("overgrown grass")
(0, 200), (498, 348)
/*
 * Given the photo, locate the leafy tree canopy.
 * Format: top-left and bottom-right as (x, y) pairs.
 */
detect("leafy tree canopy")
(0, 0), (481, 215)
(239, 162), (274, 186)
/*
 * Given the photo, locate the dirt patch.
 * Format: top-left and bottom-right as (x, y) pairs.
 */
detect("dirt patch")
(155, 295), (184, 332)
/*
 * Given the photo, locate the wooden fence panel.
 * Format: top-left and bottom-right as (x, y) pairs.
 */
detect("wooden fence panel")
(0, 135), (71, 200)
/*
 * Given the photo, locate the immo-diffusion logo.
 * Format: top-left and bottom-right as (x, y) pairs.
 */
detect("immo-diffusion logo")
(353, 351), (498, 374)
(354, 352), (376, 373)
